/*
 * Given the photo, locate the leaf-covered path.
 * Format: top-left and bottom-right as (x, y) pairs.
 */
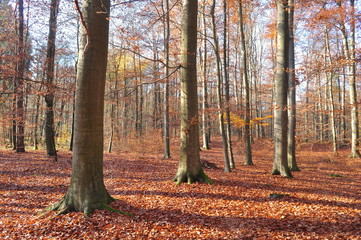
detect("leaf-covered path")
(1, 139), (361, 239)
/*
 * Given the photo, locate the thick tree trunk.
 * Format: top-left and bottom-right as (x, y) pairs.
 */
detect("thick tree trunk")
(174, 0), (212, 185)
(45, 0), (115, 215)
(272, 0), (292, 178)
(348, 0), (360, 158)
(44, 0), (59, 159)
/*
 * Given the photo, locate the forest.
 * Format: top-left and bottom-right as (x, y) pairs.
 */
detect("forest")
(0, 0), (361, 239)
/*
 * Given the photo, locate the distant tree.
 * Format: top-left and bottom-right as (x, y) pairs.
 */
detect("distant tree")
(272, 0), (292, 178)
(44, 0), (60, 159)
(44, 0), (118, 215)
(173, 0), (212, 184)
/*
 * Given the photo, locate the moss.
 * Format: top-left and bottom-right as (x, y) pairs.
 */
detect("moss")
(174, 168), (213, 185)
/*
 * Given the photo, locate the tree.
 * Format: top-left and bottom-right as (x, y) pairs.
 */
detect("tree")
(15, 0), (26, 153)
(344, 0), (360, 158)
(173, 0), (212, 184)
(44, 0), (119, 215)
(272, 0), (292, 178)
(287, 0), (300, 170)
(211, 0), (231, 173)
(44, 0), (60, 159)
(239, 0), (253, 166)
(163, 0), (171, 159)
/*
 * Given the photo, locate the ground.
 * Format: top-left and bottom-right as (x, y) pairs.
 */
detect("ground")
(1, 138), (361, 239)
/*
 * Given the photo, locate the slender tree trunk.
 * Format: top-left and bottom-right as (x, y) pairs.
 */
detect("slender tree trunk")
(201, 0), (210, 150)
(138, 55), (143, 136)
(163, 0), (171, 158)
(173, 0), (212, 185)
(324, 27), (338, 155)
(239, 0), (253, 166)
(211, 0), (231, 173)
(223, 0), (235, 168)
(15, 0), (25, 153)
(287, 0), (299, 170)
(44, 0), (59, 159)
(44, 0), (115, 215)
(272, 0), (292, 178)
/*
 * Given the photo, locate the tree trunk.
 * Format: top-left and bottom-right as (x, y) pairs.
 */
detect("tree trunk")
(324, 26), (338, 155)
(223, 0), (235, 169)
(287, 0), (299, 170)
(348, 0), (360, 158)
(173, 0), (212, 185)
(44, 0), (59, 159)
(45, 0), (115, 215)
(163, 0), (171, 158)
(15, 0), (25, 153)
(211, 0), (231, 173)
(239, 0), (253, 166)
(201, 0), (210, 150)
(272, 0), (292, 178)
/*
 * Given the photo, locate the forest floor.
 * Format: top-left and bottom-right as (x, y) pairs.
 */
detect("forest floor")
(1, 138), (361, 239)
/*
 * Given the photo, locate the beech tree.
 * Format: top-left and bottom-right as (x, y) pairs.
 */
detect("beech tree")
(173, 0), (212, 184)
(44, 0), (119, 215)
(272, 0), (292, 178)
(15, 0), (26, 153)
(287, 0), (299, 170)
(44, 0), (60, 159)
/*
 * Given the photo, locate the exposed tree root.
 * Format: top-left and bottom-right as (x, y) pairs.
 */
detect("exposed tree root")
(101, 204), (133, 216)
(173, 169), (213, 185)
(38, 196), (132, 217)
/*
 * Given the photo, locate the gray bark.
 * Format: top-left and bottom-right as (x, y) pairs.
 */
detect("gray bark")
(174, 0), (212, 184)
(287, 0), (299, 170)
(211, 0), (231, 172)
(46, 0), (114, 215)
(272, 0), (292, 177)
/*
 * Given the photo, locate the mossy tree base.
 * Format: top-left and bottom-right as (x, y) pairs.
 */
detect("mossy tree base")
(173, 168), (213, 185)
(40, 195), (132, 217)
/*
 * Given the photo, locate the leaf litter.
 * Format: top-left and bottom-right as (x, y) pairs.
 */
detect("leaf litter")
(0, 139), (361, 239)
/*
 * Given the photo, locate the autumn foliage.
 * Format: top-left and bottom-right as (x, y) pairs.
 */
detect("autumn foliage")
(1, 139), (360, 239)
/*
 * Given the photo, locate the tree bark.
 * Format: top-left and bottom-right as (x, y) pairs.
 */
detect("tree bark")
(239, 0), (253, 166)
(211, 0), (231, 173)
(174, 0), (212, 184)
(287, 0), (299, 170)
(223, 0), (235, 169)
(201, 0), (210, 150)
(163, 0), (171, 158)
(45, 0), (115, 215)
(15, 0), (25, 153)
(272, 0), (292, 178)
(44, 0), (60, 159)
